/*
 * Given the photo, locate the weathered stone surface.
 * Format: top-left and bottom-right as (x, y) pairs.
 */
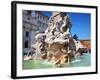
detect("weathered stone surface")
(31, 12), (84, 67)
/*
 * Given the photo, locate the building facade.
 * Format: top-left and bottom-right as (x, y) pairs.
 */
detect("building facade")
(23, 10), (49, 55)
(80, 40), (91, 53)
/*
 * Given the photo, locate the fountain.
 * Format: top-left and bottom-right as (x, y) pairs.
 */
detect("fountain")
(31, 12), (84, 67)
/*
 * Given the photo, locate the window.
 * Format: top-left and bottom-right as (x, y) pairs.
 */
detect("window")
(40, 16), (42, 20)
(43, 23), (45, 27)
(40, 22), (42, 26)
(37, 15), (39, 20)
(23, 26), (25, 28)
(43, 17), (44, 20)
(23, 53), (27, 56)
(27, 11), (31, 15)
(25, 31), (29, 37)
(38, 21), (42, 26)
(27, 17), (30, 20)
(38, 21), (40, 24)
(24, 41), (28, 48)
(34, 17), (36, 20)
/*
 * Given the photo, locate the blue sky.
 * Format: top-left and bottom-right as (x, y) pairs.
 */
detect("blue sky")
(42, 11), (91, 40)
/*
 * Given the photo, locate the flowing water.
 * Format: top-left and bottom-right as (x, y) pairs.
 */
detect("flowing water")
(23, 53), (91, 69)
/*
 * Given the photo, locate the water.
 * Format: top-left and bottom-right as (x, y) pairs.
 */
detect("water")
(23, 53), (91, 69)
(64, 53), (91, 67)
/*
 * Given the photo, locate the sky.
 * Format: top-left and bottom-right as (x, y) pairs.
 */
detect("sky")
(42, 11), (91, 40)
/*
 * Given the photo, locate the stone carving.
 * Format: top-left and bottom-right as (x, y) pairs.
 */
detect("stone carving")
(31, 12), (84, 67)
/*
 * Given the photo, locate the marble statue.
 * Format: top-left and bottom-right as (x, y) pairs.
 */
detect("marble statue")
(32, 12), (84, 66)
